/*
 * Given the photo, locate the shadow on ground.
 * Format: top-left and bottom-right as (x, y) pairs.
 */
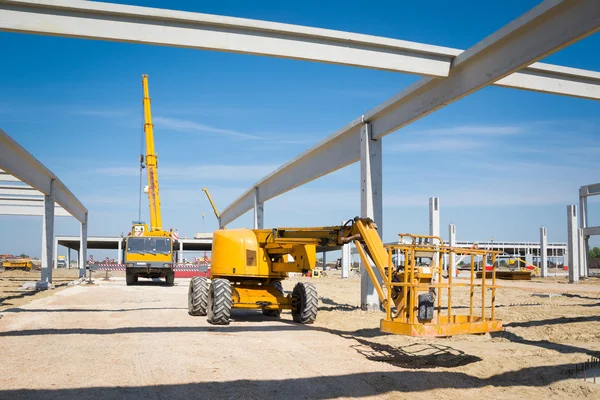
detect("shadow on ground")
(0, 361), (590, 400)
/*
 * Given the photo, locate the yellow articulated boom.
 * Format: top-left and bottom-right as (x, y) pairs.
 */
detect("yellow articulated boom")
(188, 217), (502, 337)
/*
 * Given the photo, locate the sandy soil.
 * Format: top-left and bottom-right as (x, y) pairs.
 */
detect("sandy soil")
(0, 270), (599, 399)
(0, 269), (82, 312)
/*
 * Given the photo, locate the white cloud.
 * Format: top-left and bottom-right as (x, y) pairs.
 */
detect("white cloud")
(154, 116), (262, 139)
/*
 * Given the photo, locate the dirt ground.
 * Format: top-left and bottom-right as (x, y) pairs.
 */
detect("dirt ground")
(0, 270), (599, 399)
(0, 268), (81, 311)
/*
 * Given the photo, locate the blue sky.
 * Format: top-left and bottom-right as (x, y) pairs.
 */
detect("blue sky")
(1, 0), (599, 258)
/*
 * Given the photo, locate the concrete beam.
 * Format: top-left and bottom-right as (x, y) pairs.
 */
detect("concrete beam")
(0, 128), (87, 223)
(0, 204), (70, 216)
(219, 1), (600, 225)
(567, 205), (579, 283)
(3, 0), (600, 99)
(583, 226), (600, 236)
(0, 0), (455, 76)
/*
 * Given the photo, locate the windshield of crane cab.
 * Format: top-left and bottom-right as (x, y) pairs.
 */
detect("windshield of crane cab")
(127, 237), (171, 254)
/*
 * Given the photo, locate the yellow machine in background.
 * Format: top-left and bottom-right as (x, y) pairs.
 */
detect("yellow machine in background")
(123, 75), (175, 286)
(1, 258), (35, 271)
(188, 217), (502, 336)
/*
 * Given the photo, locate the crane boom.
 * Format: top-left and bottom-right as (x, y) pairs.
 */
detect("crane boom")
(202, 187), (221, 221)
(142, 74), (162, 232)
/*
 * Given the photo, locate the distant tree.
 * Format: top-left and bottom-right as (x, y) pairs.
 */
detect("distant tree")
(458, 261), (465, 267)
(590, 247), (600, 259)
(18, 253), (29, 258)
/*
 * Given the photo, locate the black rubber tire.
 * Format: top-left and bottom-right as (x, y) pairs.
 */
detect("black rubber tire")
(126, 271), (135, 286)
(207, 279), (233, 325)
(188, 277), (210, 316)
(292, 282), (318, 324)
(263, 281), (284, 318)
(165, 272), (175, 286)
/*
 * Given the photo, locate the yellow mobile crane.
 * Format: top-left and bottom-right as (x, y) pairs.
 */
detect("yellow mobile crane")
(124, 75), (176, 286)
(188, 217), (502, 337)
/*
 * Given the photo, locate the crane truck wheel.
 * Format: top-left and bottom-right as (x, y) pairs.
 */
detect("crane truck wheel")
(207, 279), (233, 325)
(165, 271), (175, 286)
(263, 281), (284, 318)
(188, 277), (210, 316)
(292, 282), (318, 324)
(126, 271), (136, 286)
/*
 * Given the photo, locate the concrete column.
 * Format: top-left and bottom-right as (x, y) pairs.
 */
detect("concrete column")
(341, 243), (350, 279)
(540, 227), (548, 277)
(322, 251), (326, 270)
(66, 248), (71, 269)
(360, 122), (382, 311)
(178, 240), (183, 263)
(578, 228), (586, 278)
(579, 194), (589, 277)
(117, 239), (123, 264)
(429, 197), (440, 269)
(53, 236), (59, 269)
(253, 187), (264, 229)
(79, 212), (88, 279)
(449, 224), (456, 278)
(41, 179), (55, 283)
(567, 205), (579, 283)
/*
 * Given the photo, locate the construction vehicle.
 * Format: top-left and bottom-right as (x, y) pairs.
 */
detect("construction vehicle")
(123, 75), (176, 286)
(202, 187), (221, 223)
(57, 256), (67, 268)
(188, 217), (502, 337)
(1, 258), (35, 271)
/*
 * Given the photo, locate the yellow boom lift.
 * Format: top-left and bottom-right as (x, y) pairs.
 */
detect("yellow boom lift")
(124, 75), (176, 286)
(188, 217), (502, 337)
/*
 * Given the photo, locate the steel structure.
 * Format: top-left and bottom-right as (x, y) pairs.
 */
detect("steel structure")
(0, 128), (88, 282)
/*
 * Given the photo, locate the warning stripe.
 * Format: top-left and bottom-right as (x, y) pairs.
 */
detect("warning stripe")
(89, 263), (209, 272)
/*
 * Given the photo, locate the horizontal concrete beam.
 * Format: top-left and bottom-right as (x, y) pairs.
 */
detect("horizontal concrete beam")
(0, 0), (456, 77)
(221, 0), (600, 225)
(0, 204), (70, 217)
(0, 128), (87, 222)
(580, 183), (600, 197)
(2, 0), (600, 98)
(583, 226), (600, 236)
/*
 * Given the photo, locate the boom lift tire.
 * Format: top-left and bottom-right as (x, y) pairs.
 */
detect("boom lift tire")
(207, 278), (233, 325)
(188, 277), (210, 316)
(292, 282), (318, 324)
(126, 271), (136, 286)
(263, 281), (284, 318)
(165, 271), (175, 286)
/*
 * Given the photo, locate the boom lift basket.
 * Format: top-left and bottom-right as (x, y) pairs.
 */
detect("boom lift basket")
(350, 225), (502, 337)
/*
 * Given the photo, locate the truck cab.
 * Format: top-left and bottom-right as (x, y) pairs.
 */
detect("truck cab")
(124, 223), (175, 286)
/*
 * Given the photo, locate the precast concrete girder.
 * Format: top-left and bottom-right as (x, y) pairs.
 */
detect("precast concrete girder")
(2, 0), (600, 99)
(220, 0), (600, 226)
(0, 0), (455, 76)
(0, 128), (87, 223)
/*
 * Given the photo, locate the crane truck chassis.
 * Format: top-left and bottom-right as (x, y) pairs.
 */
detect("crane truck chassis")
(189, 217), (503, 337)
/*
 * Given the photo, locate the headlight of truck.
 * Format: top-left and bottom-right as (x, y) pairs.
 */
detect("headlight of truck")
(126, 263), (134, 268)
(163, 263), (171, 268)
